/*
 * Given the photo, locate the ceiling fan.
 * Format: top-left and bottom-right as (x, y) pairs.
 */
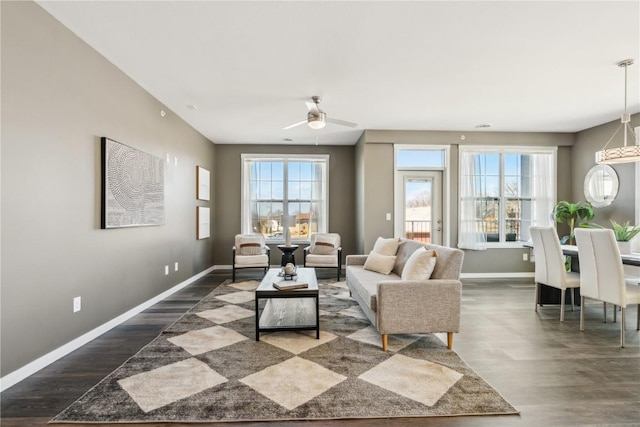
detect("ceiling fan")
(283, 96), (358, 130)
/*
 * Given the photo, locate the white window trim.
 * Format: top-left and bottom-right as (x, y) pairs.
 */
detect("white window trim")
(241, 153), (329, 243)
(458, 145), (557, 249)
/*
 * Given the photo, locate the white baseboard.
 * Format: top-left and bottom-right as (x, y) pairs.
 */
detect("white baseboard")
(0, 266), (215, 392)
(214, 264), (281, 270)
(460, 272), (535, 279)
(215, 265), (346, 270)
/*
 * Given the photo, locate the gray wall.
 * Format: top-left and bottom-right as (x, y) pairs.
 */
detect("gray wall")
(572, 114), (639, 224)
(1, 1), (216, 376)
(214, 144), (356, 266)
(356, 130), (575, 274)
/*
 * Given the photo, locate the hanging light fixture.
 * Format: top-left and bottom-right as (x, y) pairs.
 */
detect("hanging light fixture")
(595, 59), (640, 164)
(307, 110), (326, 129)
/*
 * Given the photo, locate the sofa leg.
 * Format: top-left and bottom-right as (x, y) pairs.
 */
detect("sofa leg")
(447, 332), (453, 350)
(381, 334), (388, 351)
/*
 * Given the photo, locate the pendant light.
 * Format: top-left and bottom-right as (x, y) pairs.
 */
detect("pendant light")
(595, 59), (640, 164)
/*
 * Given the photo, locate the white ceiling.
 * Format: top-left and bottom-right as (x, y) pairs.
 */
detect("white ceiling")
(36, 1), (640, 146)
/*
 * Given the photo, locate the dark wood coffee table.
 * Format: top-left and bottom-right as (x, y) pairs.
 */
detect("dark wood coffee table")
(255, 268), (319, 341)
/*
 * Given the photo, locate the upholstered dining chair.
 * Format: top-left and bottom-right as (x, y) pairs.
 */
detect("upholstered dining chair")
(575, 228), (640, 347)
(232, 234), (270, 282)
(530, 226), (581, 322)
(303, 233), (342, 281)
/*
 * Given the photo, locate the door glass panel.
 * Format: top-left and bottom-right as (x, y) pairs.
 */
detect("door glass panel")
(404, 178), (432, 243)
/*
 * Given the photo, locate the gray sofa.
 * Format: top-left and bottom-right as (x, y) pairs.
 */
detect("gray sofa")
(346, 239), (464, 351)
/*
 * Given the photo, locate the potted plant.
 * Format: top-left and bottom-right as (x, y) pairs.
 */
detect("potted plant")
(551, 200), (595, 245)
(585, 219), (640, 254)
(610, 220), (640, 254)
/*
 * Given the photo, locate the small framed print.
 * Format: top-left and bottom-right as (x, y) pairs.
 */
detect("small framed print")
(197, 206), (210, 239)
(196, 166), (210, 201)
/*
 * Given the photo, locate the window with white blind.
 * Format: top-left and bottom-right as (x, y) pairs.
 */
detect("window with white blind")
(241, 154), (328, 242)
(458, 147), (556, 249)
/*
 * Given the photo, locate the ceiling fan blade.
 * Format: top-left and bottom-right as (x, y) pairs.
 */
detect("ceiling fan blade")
(327, 117), (358, 128)
(282, 120), (307, 130)
(305, 101), (319, 114)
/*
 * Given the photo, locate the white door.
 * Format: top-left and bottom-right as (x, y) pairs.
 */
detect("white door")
(395, 171), (443, 245)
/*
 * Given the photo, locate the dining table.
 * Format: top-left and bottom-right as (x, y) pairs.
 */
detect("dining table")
(523, 242), (640, 305)
(558, 244), (640, 267)
(522, 242), (640, 267)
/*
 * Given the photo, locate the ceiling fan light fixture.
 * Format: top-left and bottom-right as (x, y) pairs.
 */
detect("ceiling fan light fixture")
(596, 59), (639, 164)
(307, 111), (326, 129)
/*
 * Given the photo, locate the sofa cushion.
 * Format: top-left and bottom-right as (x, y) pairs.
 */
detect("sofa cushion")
(394, 240), (464, 280)
(392, 239), (428, 276)
(309, 234), (339, 255)
(235, 254), (269, 266)
(364, 251), (396, 275)
(401, 247), (437, 280)
(373, 237), (401, 256)
(347, 265), (401, 312)
(305, 253), (338, 266)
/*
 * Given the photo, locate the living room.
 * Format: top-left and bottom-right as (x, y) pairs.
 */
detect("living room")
(2, 1), (639, 426)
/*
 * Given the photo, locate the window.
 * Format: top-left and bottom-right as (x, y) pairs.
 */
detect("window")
(241, 154), (328, 242)
(396, 148), (445, 169)
(458, 147), (555, 249)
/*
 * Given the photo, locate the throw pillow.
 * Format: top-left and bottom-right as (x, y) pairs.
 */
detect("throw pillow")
(401, 247), (438, 281)
(238, 236), (264, 255)
(372, 237), (401, 256)
(309, 234), (338, 255)
(364, 251), (397, 275)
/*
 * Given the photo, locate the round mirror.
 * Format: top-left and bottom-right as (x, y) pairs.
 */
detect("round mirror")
(584, 164), (619, 208)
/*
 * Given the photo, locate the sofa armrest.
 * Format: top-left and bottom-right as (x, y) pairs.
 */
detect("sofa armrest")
(376, 279), (462, 334)
(346, 254), (368, 266)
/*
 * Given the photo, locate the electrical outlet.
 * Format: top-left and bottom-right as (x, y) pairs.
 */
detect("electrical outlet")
(522, 253), (528, 261)
(174, 262), (179, 272)
(385, 213), (391, 221)
(73, 296), (81, 313)
(164, 265), (169, 275)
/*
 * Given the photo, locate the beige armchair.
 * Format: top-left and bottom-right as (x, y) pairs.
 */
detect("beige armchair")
(303, 233), (342, 281)
(232, 234), (270, 282)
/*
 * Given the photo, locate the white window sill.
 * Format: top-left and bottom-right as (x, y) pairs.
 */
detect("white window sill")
(482, 242), (528, 249)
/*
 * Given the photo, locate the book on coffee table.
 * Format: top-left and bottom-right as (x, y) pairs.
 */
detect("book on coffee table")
(273, 282), (308, 291)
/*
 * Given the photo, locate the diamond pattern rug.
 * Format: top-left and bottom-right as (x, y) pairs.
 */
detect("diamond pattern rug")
(51, 279), (518, 423)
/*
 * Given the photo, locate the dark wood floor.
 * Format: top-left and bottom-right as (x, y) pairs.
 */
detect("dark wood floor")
(2, 270), (639, 427)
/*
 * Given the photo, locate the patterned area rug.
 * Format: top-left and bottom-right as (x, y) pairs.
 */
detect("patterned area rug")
(52, 279), (518, 423)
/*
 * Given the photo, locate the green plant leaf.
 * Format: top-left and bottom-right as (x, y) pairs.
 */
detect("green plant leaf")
(610, 219), (640, 242)
(551, 200), (595, 245)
